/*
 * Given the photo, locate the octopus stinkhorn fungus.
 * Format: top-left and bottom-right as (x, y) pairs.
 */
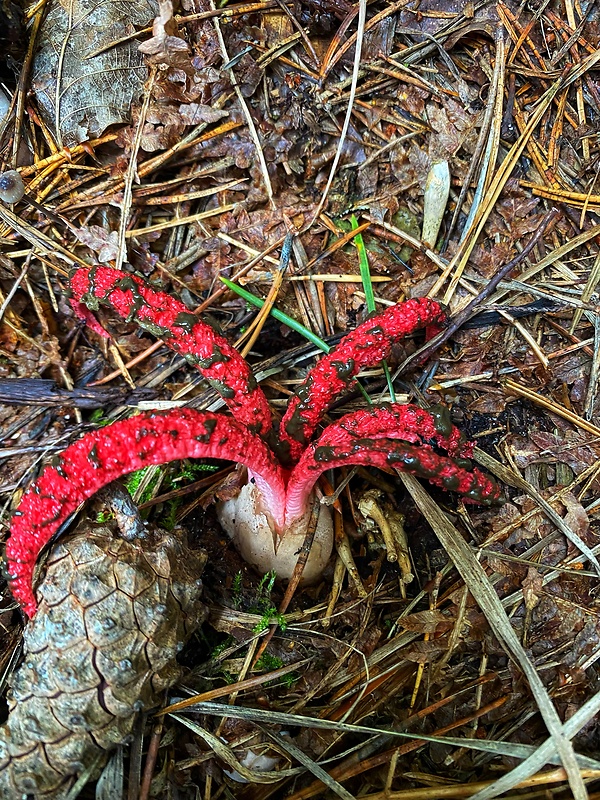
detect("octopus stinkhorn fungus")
(7, 265), (501, 619)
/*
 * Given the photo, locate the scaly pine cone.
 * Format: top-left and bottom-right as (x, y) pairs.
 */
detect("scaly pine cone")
(0, 519), (206, 798)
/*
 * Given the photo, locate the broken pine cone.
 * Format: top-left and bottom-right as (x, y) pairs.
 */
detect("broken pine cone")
(0, 509), (207, 798)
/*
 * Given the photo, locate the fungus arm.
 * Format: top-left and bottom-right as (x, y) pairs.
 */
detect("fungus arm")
(328, 403), (474, 459)
(284, 427), (500, 526)
(7, 409), (286, 618)
(279, 298), (447, 463)
(70, 266), (273, 437)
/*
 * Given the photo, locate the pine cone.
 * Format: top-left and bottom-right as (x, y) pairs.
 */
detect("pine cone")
(0, 521), (206, 798)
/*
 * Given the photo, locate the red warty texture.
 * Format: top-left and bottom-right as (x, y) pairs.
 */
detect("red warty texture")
(8, 408), (285, 617)
(279, 297), (447, 463)
(285, 426), (496, 523)
(7, 264), (501, 620)
(70, 266), (273, 436)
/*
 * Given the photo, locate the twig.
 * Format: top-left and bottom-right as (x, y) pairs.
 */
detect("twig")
(116, 66), (156, 270)
(396, 207), (560, 376)
(211, 1), (275, 208)
(308, 0), (366, 224)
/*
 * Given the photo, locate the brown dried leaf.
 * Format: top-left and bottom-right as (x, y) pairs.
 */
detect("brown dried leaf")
(138, 0), (190, 65)
(402, 639), (449, 663)
(400, 610), (451, 634)
(529, 431), (599, 474)
(31, 0), (158, 146)
(74, 225), (119, 263)
(561, 492), (590, 542)
(522, 567), (543, 611)
(178, 102), (229, 125)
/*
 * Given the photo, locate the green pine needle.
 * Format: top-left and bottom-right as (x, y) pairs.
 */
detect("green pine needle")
(219, 276), (330, 353)
(351, 216), (396, 402)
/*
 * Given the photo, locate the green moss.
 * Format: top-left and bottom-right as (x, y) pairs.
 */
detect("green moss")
(250, 571), (287, 633)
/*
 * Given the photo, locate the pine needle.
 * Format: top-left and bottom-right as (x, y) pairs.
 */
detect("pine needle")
(352, 215), (395, 401)
(219, 276), (330, 353)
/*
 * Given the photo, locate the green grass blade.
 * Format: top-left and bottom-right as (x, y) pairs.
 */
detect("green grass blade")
(352, 214), (376, 313)
(351, 216), (395, 401)
(219, 276), (330, 353)
(382, 362), (396, 402)
(221, 277), (373, 403)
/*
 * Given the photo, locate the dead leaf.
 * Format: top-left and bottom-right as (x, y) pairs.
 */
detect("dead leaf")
(32, 0), (158, 146)
(522, 567), (543, 611)
(400, 610), (451, 634)
(74, 226), (119, 263)
(138, 0), (190, 65)
(178, 103), (229, 125)
(562, 492), (590, 542)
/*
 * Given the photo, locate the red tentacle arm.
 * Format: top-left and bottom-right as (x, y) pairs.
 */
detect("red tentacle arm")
(7, 409), (286, 618)
(70, 266), (273, 437)
(279, 298), (447, 463)
(284, 427), (500, 525)
(328, 404), (474, 459)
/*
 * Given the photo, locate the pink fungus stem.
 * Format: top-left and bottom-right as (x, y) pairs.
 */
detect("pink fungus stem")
(279, 298), (447, 463)
(7, 409), (286, 618)
(284, 428), (500, 525)
(70, 266), (273, 437)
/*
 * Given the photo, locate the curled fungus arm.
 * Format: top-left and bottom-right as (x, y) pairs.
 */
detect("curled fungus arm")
(7, 409), (286, 618)
(279, 298), (447, 463)
(284, 427), (500, 525)
(70, 266), (273, 437)
(327, 403), (474, 459)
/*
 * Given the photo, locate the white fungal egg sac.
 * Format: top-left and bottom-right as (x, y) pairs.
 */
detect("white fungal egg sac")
(0, 170), (25, 203)
(217, 481), (334, 583)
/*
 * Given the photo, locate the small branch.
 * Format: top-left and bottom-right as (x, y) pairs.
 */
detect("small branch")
(396, 207), (561, 376)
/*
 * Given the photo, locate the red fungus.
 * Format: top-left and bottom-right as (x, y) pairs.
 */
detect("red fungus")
(7, 409), (286, 618)
(7, 269), (501, 618)
(284, 420), (500, 524)
(279, 297), (447, 462)
(322, 404), (473, 459)
(70, 266), (273, 436)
